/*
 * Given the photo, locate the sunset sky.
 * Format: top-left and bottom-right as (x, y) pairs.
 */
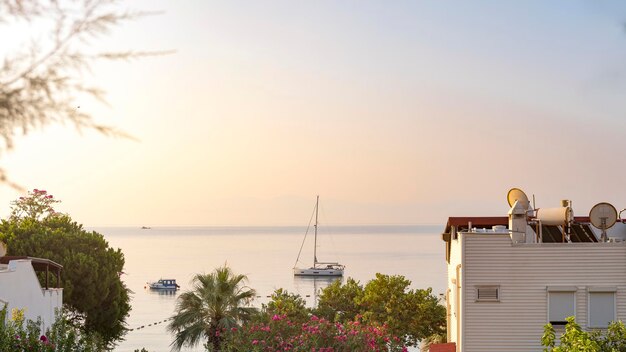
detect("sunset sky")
(2, 1), (626, 226)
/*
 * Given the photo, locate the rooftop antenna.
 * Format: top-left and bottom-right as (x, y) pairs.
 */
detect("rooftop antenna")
(589, 202), (617, 242)
(507, 188), (530, 211)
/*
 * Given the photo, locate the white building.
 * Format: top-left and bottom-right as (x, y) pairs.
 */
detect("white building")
(0, 256), (63, 332)
(442, 194), (626, 352)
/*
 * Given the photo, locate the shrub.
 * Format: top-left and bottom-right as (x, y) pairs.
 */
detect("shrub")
(0, 306), (100, 352)
(541, 316), (626, 352)
(222, 314), (407, 351)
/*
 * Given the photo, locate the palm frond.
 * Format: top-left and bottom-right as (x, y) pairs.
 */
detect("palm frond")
(167, 266), (259, 351)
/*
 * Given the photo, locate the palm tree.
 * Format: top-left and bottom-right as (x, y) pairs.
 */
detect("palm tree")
(167, 266), (258, 351)
(420, 333), (446, 352)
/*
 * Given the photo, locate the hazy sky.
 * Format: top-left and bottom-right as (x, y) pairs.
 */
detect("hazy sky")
(2, 1), (626, 226)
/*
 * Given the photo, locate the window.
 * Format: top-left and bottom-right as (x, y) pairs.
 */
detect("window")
(589, 288), (616, 328)
(476, 285), (500, 302)
(548, 289), (576, 326)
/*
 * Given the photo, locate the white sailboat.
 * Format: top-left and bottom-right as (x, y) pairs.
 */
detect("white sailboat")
(293, 196), (344, 277)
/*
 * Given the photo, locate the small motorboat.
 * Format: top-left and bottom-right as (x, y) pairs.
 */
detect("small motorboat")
(147, 279), (180, 290)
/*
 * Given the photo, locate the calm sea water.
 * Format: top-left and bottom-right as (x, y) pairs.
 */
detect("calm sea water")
(92, 225), (445, 352)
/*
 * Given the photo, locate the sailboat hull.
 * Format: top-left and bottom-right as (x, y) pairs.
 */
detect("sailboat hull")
(293, 267), (344, 277)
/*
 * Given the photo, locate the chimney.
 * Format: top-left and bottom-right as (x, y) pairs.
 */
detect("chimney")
(509, 200), (529, 243)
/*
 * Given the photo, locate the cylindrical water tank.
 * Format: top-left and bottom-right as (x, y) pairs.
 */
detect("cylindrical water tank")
(536, 207), (572, 225)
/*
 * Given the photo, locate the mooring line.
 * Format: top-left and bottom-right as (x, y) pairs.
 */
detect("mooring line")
(129, 317), (174, 332)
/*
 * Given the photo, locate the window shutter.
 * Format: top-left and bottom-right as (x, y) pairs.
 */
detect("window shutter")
(589, 292), (615, 328)
(548, 291), (575, 325)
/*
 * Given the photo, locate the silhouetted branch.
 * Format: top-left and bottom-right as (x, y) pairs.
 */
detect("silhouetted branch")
(0, 0), (167, 187)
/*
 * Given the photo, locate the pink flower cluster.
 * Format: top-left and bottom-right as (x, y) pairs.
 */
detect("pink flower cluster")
(10, 188), (61, 221)
(224, 315), (406, 351)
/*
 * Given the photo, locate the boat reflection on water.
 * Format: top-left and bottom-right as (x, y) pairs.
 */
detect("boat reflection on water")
(293, 275), (343, 307)
(146, 288), (178, 297)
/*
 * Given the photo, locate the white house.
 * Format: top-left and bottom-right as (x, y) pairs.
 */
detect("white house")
(0, 256), (63, 332)
(441, 192), (626, 352)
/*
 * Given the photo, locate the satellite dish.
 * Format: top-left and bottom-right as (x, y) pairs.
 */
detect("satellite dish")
(589, 202), (617, 229)
(0, 242), (6, 257)
(507, 188), (530, 210)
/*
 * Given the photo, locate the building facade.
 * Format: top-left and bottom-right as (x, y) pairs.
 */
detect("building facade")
(442, 200), (626, 351)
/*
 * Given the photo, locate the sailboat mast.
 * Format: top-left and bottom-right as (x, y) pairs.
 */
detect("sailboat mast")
(313, 195), (319, 266)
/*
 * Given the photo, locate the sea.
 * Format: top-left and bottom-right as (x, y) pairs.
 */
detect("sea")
(92, 225), (446, 352)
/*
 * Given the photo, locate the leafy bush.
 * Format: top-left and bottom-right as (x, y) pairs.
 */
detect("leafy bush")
(542, 316), (626, 352)
(264, 289), (309, 324)
(0, 306), (100, 352)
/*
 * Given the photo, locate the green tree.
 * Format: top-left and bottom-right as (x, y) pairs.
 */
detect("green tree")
(315, 274), (445, 347)
(361, 274), (445, 346)
(264, 288), (309, 323)
(0, 190), (131, 348)
(315, 277), (363, 322)
(168, 266), (258, 352)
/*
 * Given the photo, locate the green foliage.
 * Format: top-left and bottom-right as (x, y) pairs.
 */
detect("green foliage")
(542, 316), (626, 352)
(361, 274), (445, 346)
(315, 278), (363, 322)
(314, 274), (446, 347)
(0, 306), (100, 351)
(0, 190), (131, 348)
(264, 288), (309, 323)
(46, 311), (102, 351)
(167, 266), (259, 352)
(222, 314), (408, 352)
(603, 321), (626, 351)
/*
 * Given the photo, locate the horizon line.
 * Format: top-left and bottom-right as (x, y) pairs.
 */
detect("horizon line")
(84, 222), (444, 228)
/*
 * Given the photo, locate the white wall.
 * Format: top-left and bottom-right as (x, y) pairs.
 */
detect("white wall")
(459, 233), (626, 352)
(0, 259), (62, 332)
